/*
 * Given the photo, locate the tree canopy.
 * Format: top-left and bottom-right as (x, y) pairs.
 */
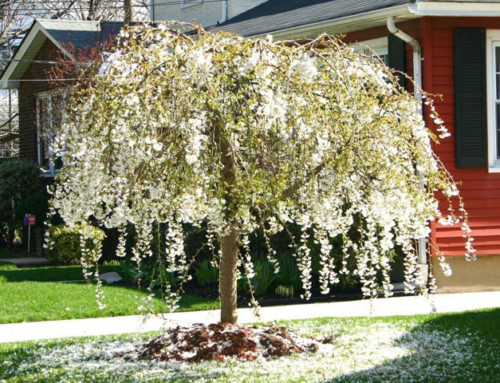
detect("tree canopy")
(50, 23), (474, 323)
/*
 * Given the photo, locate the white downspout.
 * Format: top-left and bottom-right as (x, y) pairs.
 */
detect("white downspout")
(386, 16), (428, 284)
(218, 0), (228, 24)
(387, 16), (423, 113)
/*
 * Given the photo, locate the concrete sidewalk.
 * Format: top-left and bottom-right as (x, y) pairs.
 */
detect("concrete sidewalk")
(1, 291), (500, 344)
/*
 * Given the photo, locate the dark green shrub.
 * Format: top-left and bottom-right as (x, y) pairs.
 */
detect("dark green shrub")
(238, 255), (276, 297)
(16, 191), (50, 251)
(15, 191), (49, 228)
(119, 258), (180, 288)
(194, 259), (219, 286)
(45, 224), (105, 265)
(252, 259), (275, 296)
(0, 159), (42, 247)
(275, 252), (301, 292)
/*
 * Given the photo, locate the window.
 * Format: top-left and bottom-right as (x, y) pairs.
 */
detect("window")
(351, 37), (389, 65)
(351, 36), (405, 88)
(36, 92), (65, 177)
(487, 30), (500, 172)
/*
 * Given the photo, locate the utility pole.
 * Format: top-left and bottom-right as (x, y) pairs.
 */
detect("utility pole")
(124, 0), (133, 24)
(88, 0), (95, 20)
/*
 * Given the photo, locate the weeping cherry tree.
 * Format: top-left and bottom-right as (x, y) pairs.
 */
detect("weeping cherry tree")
(49, 23), (474, 324)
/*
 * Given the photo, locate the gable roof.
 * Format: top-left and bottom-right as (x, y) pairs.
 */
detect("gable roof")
(42, 20), (123, 50)
(211, 0), (412, 38)
(0, 19), (124, 89)
(212, 0), (500, 38)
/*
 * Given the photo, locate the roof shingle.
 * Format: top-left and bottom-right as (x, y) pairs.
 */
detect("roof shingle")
(211, 0), (411, 37)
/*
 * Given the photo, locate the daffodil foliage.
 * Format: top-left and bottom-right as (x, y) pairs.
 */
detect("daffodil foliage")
(50, 23), (473, 323)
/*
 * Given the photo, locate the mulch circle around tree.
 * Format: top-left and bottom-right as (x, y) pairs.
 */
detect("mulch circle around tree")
(132, 322), (334, 363)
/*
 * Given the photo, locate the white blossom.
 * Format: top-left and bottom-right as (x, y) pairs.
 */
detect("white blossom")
(49, 23), (475, 315)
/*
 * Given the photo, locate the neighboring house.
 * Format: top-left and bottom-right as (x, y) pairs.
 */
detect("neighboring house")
(150, 0), (268, 27)
(0, 2), (268, 173)
(0, 19), (123, 177)
(0, 90), (19, 157)
(215, 0), (500, 292)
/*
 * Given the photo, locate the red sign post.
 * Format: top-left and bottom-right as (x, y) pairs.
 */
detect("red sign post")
(24, 214), (36, 253)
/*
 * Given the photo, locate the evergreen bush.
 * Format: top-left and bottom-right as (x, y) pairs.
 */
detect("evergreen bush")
(46, 224), (105, 265)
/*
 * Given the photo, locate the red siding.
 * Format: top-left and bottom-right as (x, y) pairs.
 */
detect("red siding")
(427, 17), (500, 257)
(344, 17), (500, 257)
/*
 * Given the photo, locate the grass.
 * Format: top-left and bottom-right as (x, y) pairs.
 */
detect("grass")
(1, 309), (499, 382)
(0, 262), (16, 270)
(0, 264), (218, 324)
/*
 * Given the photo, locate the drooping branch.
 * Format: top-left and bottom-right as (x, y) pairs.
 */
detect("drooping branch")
(49, 24), (475, 324)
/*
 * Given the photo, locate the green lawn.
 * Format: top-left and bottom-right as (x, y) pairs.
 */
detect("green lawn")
(1, 309), (499, 382)
(0, 264), (218, 324)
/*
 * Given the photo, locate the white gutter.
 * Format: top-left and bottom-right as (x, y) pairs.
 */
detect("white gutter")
(409, 2), (500, 17)
(386, 17), (428, 274)
(242, 2), (500, 40)
(218, 0), (228, 24)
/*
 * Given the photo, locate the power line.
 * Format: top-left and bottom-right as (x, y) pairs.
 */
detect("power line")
(0, 78), (92, 82)
(0, 58), (94, 65)
(23, 0), (223, 5)
(22, 0), (148, 4)
(21, 0), (225, 10)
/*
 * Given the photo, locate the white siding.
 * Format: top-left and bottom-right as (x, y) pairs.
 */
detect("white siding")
(152, 0), (267, 28)
(228, 0), (267, 19)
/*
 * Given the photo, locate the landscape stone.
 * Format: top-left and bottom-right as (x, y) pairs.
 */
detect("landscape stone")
(99, 272), (122, 284)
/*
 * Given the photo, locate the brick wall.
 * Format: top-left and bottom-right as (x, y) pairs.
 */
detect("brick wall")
(18, 39), (60, 162)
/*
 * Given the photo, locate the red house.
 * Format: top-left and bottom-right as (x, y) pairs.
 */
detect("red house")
(216, 0), (500, 292)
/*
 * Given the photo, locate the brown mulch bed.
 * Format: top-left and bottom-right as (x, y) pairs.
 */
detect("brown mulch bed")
(133, 322), (334, 363)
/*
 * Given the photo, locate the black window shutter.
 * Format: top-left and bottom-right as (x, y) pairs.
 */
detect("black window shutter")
(454, 28), (487, 168)
(388, 34), (406, 88)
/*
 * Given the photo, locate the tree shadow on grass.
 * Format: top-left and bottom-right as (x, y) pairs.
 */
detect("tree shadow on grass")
(331, 308), (500, 383)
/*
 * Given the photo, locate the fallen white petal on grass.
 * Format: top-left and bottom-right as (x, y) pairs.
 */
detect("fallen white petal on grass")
(3, 318), (498, 382)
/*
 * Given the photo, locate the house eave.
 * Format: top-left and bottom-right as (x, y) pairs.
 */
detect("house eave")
(0, 20), (74, 90)
(247, 5), (416, 40)
(410, 2), (500, 17)
(223, 1), (500, 41)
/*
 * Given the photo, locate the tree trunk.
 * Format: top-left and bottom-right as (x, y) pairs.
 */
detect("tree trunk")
(212, 107), (239, 324)
(124, 0), (133, 23)
(219, 229), (239, 323)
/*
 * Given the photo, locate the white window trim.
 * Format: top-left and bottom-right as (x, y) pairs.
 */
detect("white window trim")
(486, 30), (500, 172)
(180, 0), (202, 9)
(351, 37), (389, 61)
(36, 91), (65, 178)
